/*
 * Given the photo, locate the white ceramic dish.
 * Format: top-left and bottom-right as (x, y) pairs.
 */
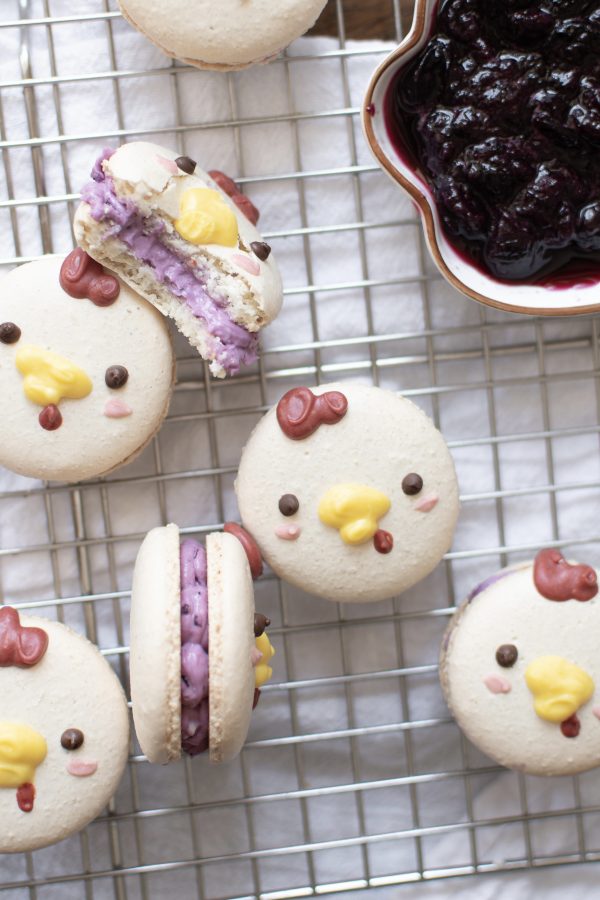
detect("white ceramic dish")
(362, 0), (600, 317)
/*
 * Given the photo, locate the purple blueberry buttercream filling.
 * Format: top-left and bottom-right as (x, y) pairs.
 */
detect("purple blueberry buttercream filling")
(467, 567), (515, 603)
(180, 539), (210, 756)
(81, 150), (258, 375)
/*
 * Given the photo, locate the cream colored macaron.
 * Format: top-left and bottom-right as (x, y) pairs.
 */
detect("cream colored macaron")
(118, 0), (328, 70)
(441, 549), (600, 776)
(129, 524), (274, 765)
(0, 255), (174, 483)
(75, 142), (283, 378)
(235, 382), (460, 603)
(0, 607), (130, 853)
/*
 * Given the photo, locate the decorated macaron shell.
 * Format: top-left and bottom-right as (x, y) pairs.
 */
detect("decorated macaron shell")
(440, 549), (600, 776)
(74, 142), (283, 378)
(129, 524), (274, 765)
(0, 254), (175, 483)
(117, 0), (328, 71)
(0, 606), (129, 853)
(235, 383), (460, 603)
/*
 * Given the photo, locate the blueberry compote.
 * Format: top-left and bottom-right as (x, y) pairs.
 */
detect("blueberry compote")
(387, 0), (600, 281)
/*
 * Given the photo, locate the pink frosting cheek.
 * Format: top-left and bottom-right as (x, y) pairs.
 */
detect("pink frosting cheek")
(104, 399), (133, 419)
(414, 493), (439, 513)
(592, 706), (600, 721)
(156, 154), (179, 175)
(67, 759), (98, 777)
(484, 674), (512, 694)
(275, 525), (301, 541)
(232, 253), (261, 276)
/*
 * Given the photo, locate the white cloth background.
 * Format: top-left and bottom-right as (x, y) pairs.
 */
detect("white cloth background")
(0, 1), (599, 897)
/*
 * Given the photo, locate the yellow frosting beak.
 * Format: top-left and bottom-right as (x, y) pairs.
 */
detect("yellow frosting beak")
(254, 632), (275, 689)
(318, 483), (391, 545)
(525, 655), (594, 723)
(0, 722), (47, 788)
(174, 188), (238, 247)
(16, 344), (93, 407)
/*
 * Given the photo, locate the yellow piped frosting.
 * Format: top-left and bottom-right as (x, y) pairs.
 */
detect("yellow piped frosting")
(254, 632), (275, 689)
(318, 483), (391, 545)
(0, 722), (47, 788)
(16, 345), (93, 407)
(525, 655), (594, 723)
(174, 188), (238, 247)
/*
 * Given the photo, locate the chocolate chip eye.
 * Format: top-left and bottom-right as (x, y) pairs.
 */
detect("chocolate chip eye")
(175, 155), (197, 175)
(279, 493), (299, 516)
(402, 473), (423, 495)
(0, 322), (21, 344)
(105, 365), (129, 389)
(496, 644), (518, 668)
(61, 728), (84, 750)
(254, 613), (271, 637)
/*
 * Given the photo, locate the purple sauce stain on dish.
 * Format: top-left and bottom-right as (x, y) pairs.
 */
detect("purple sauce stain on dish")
(179, 539), (210, 755)
(384, 0), (600, 286)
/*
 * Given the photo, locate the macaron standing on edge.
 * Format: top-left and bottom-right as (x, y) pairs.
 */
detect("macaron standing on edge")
(129, 524), (275, 765)
(0, 254), (175, 483)
(0, 606), (130, 853)
(74, 141), (283, 378)
(117, 0), (329, 70)
(440, 548), (600, 776)
(235, 382), (460, 603)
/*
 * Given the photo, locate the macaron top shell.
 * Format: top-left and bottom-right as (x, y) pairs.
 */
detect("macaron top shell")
(235, 382), (460, 603)
(207, 531), (255, 763)
(441, 561), (600, 776)
(0, 256), (174, 483)
(118, 0), (328, 68)
(0, 614), (130, 853)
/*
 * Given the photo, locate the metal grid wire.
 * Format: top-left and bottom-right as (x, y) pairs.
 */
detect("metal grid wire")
(1, 0), (600, 897)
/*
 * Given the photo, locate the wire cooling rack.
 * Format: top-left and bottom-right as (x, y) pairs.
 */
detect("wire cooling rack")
(1, 1), (600, 898)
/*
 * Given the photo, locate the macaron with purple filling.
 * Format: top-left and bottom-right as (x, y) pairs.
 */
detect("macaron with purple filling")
(440, 549), (600, 775)
(0, 606), (129, 853)
(74, 142), (283, 378)
(0, 254), (174, 483)
(129, 524), (275, 764)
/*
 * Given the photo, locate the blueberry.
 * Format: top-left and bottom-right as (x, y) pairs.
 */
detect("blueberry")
(437, 175), (488, 238)
(399, 36), (454, 110)
(508, 9), (555, 43)
(577, 202), (600, 251)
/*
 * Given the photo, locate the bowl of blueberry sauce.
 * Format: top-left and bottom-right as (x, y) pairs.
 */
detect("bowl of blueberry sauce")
(363, 0), (600, 315)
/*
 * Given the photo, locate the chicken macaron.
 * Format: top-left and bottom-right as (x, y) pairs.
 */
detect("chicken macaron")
(129, 523), (274, 764)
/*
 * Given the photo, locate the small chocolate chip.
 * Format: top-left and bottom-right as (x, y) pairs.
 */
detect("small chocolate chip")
(61, 728), (84, 751)
(0, 322), (21, 344)
(279, 493), (299, 516)
(402, 473), (423, 495)
(175, 156), (197, 175)
(250, 241), (271, 261)
(182, 604), (190, 614)
(254, 613), (271, 637)
(496, 644), (518, 668)
(105, 365), (129, 389)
